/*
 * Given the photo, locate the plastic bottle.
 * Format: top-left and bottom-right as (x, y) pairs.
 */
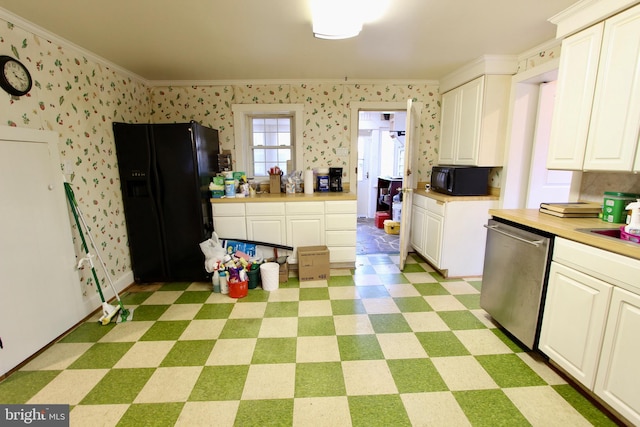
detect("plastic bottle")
(212, 270), (221, 293)
(219, 270), (229, 294)
(625, 199), (640, 234)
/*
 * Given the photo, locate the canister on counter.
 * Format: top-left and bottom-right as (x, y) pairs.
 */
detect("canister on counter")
(602, 192), (640, 223)
(316, 168), (329, 192)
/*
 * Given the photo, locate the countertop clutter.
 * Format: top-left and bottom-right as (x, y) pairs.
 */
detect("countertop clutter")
(211, 191), (356, 203)
(490, 209), (640, 260)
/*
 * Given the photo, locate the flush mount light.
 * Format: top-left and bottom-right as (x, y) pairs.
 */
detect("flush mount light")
(309, 0), (390, 40)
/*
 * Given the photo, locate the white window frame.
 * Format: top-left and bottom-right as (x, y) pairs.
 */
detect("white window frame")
(232, 104), (304, 182)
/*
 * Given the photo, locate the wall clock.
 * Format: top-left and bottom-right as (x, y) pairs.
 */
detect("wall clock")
(0, 55), (32, 97)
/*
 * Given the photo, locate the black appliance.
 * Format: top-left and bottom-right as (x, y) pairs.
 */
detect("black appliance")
(430, 165), (490, 196)
(329, 167), (343, 192)
(113, 121), (220, 282)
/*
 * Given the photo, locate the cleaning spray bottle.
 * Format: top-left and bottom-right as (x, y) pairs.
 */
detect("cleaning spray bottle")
(624, 199), (640, 235)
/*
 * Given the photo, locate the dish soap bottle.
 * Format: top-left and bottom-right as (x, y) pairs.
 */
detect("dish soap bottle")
(624, 199), (640, 235)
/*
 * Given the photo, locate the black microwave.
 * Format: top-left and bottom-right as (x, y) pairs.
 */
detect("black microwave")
(430, 166), (490, 196)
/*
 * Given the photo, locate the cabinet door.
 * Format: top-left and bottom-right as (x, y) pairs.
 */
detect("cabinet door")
(539, 262), (612, 389)
(410, 205), (427, 255)
(438, 89), (459, 164)
(584, 5), (640, 171)
(246, 216), (286, 245)
(423, 212), (443, 267)
(213, 217), (247, 240)
(455, 77), (484, 165)
(286, 215), (324, 263)
(547, 23), (604, 170)
(595, 287), (640, 425)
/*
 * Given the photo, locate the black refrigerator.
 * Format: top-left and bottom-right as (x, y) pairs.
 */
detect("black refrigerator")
(113, 121), (219, 282)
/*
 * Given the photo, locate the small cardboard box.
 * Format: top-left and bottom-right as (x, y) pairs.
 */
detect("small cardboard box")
(269, 174), (281, 194)
(298, 245), (330, 282)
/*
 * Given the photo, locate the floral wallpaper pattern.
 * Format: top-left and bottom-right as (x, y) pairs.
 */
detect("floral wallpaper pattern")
(151, 82), (441, 181)
(1, 18), (149, 294)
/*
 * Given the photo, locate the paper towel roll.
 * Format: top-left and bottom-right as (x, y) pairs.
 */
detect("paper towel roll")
(304, 169), (314, 194)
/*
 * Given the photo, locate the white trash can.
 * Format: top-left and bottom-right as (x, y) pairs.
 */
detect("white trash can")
(392, 201), (402, 222)
(260, 262), (280, 291)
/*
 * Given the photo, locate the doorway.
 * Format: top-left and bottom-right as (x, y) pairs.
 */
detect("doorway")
(354, 109), (406, 254)
(501, 60), (582, 208)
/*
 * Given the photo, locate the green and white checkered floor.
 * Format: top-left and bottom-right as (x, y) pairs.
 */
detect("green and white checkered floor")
(0, 253), (618, 426)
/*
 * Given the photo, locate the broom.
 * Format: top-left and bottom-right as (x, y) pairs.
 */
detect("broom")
(64, 181), (133, 325)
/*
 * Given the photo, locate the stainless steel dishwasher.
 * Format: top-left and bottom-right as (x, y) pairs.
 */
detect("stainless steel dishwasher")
(480, 219), (553, 350)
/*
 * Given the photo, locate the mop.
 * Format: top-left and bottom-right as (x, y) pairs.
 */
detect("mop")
(64, 181), (133, 325)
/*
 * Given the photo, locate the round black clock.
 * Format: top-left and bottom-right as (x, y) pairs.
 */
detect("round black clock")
(0, 55), (32, 97)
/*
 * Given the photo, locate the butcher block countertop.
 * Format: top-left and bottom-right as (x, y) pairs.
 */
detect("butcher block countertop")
(414, 189), (499, 202)
(211, 191), (357, 203)
(490, 209), (640, 260)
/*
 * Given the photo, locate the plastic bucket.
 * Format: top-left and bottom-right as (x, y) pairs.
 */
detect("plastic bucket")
(228, 280), (248, 298)
(603, 192), (640, 223)
(260, 262), (280, 291)
(247, 268), (261, 289)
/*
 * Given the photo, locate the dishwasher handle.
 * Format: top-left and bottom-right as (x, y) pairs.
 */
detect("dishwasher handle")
(484, 224), (545, 247)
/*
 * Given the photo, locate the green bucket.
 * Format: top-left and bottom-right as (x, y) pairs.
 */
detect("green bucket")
(247, 268), (261, 289)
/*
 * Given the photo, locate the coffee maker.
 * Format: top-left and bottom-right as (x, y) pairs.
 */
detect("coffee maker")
(329, 167), (343, 192)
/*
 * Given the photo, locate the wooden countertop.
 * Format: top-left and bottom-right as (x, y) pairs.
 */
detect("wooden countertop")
(211, 191), (357, 203)
(414, 189), (499, 202)
(490, 209), (640, 260)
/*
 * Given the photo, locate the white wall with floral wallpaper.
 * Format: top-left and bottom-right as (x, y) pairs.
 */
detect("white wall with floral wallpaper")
(0, 16), (150, 297)
(149, 83), (441, 183)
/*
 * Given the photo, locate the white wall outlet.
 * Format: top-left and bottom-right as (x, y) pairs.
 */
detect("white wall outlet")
(336, 147), (349, 156)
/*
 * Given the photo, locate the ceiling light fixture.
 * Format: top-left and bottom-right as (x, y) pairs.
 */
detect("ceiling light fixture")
(309, 0), (390, 40)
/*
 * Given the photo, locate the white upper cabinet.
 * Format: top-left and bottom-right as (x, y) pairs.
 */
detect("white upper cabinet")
(438, 75), (511, 167)
(547, 23), (604, 170)
(548, 4), (640, 171)
(585, 5), (640, 171)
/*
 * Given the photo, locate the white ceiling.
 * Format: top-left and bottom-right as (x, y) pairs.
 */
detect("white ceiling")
(0, 0), (578, 82)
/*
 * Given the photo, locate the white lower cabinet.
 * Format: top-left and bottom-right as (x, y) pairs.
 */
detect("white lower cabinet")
(212, 200), (354, 265)
(538, 262), (612, 389)
(325, 200), (357, 263)
(539, 237), (640, 425)
(410, 194), (495, 277)
(211, 203), (246, 239)
(595, 287), (640, 425)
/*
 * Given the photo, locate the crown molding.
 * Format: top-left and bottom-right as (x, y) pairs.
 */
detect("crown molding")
(0, 7), (150, 86)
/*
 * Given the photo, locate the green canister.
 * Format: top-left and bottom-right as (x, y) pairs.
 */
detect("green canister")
(602, 192), (640, 223)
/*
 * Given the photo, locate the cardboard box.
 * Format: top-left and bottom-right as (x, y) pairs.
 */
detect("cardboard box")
(298, 245), (330, 282)
(269, 174), (281, 194)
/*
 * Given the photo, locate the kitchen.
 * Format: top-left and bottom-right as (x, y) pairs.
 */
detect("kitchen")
(1, 0), (639, 425)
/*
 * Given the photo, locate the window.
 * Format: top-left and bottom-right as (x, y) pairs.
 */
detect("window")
(250, 115), (293, 177)
(232, 104), (304, 182)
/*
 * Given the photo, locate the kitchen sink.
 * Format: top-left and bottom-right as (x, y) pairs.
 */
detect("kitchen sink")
(575, 227), (640, 245)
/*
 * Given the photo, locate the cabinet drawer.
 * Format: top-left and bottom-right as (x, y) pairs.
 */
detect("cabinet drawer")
(326, 230), (357, 246)
(553, 237), (640, 293)
(325, 200), (357, 214)
(413, 194), (428, 210)
(286, 201), (325, 215)
(212, 203), (245, 216)
(326, 213), (357, 230)
(329, 246), (356, 263)
(245, 202), (285, 216)
(427, 198), (445, 216)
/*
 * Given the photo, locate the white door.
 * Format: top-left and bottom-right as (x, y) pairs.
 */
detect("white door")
(356, 131), (373, 218)
(399, 100), (423, 270)
(0, 127), (85, 375)
(526, 81), (573, 208)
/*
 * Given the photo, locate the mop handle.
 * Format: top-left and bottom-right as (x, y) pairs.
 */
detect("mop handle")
(64, 182), (106, 302)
